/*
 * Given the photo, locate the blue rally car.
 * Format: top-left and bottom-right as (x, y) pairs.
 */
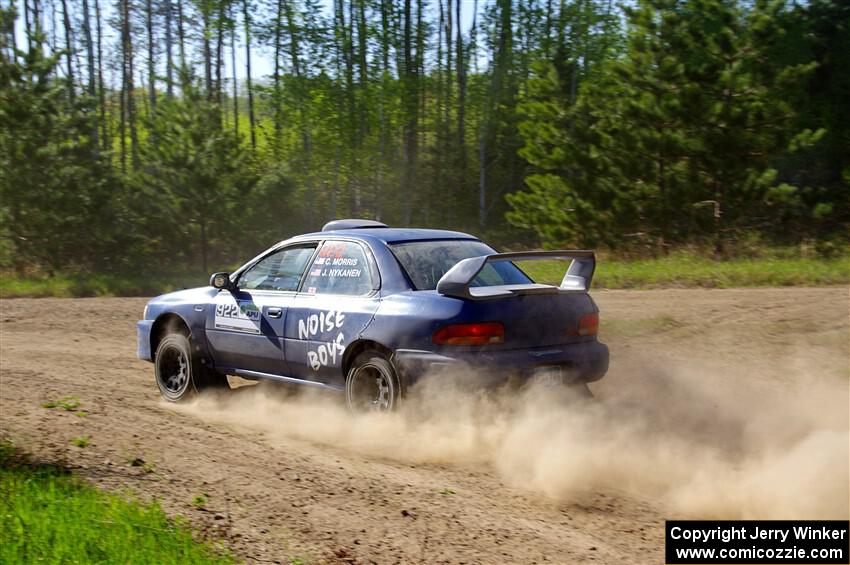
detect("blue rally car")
(137, 220), (609, 411)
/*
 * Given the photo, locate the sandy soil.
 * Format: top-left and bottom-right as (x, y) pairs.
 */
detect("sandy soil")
(1, 288), (848, 564)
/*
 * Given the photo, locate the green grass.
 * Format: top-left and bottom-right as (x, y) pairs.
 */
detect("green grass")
(0, 272), (210, 298)
(192, 493), (210, 509)
(70, 436), (91, 448)
(0, 441), (235, 564)
(42, 396), (89, 418)
(1, 253), (847, 297)
(41, 396), (81, 411)
(519, 254), (849, 289)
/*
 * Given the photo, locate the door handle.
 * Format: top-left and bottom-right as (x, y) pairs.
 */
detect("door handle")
(267, 307), (283, 319)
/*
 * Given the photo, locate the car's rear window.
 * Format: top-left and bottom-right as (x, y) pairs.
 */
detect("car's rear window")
(391, 240), (533, 290)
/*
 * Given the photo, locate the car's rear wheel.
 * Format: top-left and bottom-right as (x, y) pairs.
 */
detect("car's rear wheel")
(345, 351), (400, 413)
(155, 333), (227, 402)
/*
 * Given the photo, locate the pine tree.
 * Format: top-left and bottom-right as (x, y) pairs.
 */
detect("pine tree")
(132, 75), (257, 272)
(0, 25), (119, 273)
(510, 0), (819, 252)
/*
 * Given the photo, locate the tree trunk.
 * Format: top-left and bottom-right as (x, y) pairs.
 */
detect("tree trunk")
(94, 0), (107, 151)
(32, 0), (41, 39)
(432, 0), (443, 224)
(334, 0), (354, 215)
(242, 0), (256, 148)
(568, 0), (581, 108)
(543, 0), (552, 57)
(333, 3), (343, 223)
(283, 0), (313, 221)
(81, 0), (97, 145)
(200, 216), (208, 273)
(23, 0), (32, 52)
(273, 0), (283, 155)
(401, 0), (418, 225)
(282, 0), (306, 93)
(215, 1), (224, 108)
(376, 0), (392, 221)
(60, 0), (74, 100)
(230, 4), (238, 138)
(444, 0), (454, 223)
(121, 0), (139, 168)
(145, 0), (156, 114)
(444, 0), (452, 134)
(337, 0), (355, 148)
(51, 0), (58, 55)
(356, 0), (367, 145)
(120, 57), (126, 173)
(177, 0), (186, 70)
(202, 9), (213, 98)
(455, 0), (467, 210)
(6, 0), (17, 61)
(478, 0), (514, 229)
(415, 0), (424, 130)
(713, 184), (725, 259)
(478, 127), (486, 228)
(139, 67), (149, 116)
(165, 0), (174, 96)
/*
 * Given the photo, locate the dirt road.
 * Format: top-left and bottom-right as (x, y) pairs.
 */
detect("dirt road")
(1, 288), (848, 564)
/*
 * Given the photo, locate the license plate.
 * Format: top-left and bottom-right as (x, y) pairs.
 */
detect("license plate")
(532, 366), (565, 386)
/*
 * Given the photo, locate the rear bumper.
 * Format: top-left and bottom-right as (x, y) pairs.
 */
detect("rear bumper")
(137, 320), (154, 361)
(393, 340), (609, 386)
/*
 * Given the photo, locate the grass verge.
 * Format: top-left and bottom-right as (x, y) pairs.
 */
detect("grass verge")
(519, 254), (849, 289)
(0, 272), (210, 298)
(1, 254), (847, 297)
(0, 440), (234, 564)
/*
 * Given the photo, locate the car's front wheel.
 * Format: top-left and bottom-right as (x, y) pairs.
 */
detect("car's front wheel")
(155, 333), (227, 402)
(345, 351), (400, 413)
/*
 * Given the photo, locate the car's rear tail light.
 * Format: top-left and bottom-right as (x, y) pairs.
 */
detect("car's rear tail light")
(570, 313), (599, 336)
(432, 322), (505, 345)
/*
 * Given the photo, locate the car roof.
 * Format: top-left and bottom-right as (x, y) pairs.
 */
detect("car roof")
(291, 227), (480, 244)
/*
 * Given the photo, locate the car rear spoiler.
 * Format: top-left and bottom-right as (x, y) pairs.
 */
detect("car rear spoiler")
(436, 250), (596, 300)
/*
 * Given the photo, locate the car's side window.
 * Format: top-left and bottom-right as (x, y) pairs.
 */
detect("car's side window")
(300, 241), (374, 296)
(238, 245), (317, 291)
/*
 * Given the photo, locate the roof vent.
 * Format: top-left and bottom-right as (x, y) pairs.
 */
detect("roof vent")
(322, 219), (389, 232)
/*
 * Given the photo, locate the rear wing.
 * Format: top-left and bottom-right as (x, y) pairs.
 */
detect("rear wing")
(436, 250), (596, 300)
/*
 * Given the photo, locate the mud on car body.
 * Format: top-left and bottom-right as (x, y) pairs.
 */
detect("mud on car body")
(137, 219), (609, 411)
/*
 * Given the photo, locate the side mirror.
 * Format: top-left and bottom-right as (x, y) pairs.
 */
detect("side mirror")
(210, 272), (235, 291)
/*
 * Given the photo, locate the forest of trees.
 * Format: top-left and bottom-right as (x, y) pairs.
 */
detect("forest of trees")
(0, 0), (847, 275)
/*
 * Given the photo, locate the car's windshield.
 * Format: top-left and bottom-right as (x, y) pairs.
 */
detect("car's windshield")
(391, 240), (533, 290)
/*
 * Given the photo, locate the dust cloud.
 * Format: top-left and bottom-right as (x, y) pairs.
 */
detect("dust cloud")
(174, 359), (849, 519)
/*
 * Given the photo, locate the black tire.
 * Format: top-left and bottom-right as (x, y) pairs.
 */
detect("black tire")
(345, 351), (401, 413)
(154, 333), (227, 402)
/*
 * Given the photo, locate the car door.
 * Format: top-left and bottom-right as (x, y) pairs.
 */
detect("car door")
(206, 243), (318, 376)
(284, 240), (381, 388)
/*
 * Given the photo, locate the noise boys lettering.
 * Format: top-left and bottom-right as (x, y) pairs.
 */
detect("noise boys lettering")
(298, 310), (346, 371)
